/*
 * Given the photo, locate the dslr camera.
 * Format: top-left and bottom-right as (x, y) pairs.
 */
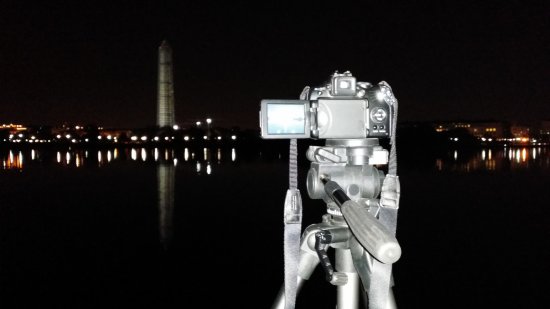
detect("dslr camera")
(260, 71), (396, 139)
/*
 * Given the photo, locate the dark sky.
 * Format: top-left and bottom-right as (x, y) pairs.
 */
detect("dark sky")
(0, 1), (547, 129)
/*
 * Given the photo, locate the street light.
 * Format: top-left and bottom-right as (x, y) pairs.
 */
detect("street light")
(206, 118), (212, 139)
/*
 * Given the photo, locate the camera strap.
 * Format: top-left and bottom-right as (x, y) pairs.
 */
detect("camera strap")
(369, 83), (400, 309)
(283, 139), (302, 309)
(369, 178), (399, 309)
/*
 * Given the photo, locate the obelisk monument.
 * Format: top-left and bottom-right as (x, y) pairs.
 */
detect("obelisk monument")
(157, 40), (175, 128)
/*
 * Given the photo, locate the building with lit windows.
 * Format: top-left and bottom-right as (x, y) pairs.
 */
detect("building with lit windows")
(433, 121), (508, 139)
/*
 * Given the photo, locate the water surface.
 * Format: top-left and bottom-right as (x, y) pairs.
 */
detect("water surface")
(1, 145), (548, 308)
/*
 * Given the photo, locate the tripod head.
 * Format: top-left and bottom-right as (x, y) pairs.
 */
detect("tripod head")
(306, 138), (401, 264)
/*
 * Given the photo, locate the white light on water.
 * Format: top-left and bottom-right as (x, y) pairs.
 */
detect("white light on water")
(184, 148), (190, 161)
(141, 148), (147, 161)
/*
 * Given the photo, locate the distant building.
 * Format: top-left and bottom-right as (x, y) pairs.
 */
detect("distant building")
(434, 121), (508, 139)
(1, 123), (26, 133)
(539, 120), (550, 142)
(469, 122), (507, 139)
(510, 125), (530, 138)
(539, 120), (550, 135)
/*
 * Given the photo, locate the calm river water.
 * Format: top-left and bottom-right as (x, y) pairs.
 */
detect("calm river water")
(1, 144), (548, 308)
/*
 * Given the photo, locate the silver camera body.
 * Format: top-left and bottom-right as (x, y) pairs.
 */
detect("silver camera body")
(260, 71), (394, 139)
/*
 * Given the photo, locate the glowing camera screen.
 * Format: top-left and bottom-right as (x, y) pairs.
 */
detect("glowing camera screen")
(260, 100), (310, 139)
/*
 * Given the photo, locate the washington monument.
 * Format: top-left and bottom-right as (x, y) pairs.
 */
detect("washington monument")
(157, 40), (175, 128)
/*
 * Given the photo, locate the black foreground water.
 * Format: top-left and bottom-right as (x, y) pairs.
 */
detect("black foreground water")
(1, 145), (548, 308)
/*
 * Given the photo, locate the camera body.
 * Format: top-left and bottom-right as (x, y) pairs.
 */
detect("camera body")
(260, 71), (395, 139)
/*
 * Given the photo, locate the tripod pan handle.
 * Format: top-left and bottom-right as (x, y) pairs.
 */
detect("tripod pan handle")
(340, 200), (401, 264)
(323, 180), (401, 264)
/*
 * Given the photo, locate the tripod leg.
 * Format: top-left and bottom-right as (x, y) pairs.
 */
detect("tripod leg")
(386, 287), (397, 309)
(336, 248), (360, 309)
(271, 224), (324, 309)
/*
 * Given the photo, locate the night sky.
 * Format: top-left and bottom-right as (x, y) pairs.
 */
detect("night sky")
(0, 1), (547, 129)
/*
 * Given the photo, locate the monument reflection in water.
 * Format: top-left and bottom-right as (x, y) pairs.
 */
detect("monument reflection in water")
(158, 162), (175, 249)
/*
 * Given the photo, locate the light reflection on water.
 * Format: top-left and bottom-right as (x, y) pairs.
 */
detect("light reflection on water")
(0, 147), (240, 175)
(2, 150), (23, 169)
(436, 147), (550, 172)
(2, 146), (550, 173)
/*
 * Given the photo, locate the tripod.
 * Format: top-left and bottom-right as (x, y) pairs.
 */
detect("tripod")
(272, 138), (399, 309)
